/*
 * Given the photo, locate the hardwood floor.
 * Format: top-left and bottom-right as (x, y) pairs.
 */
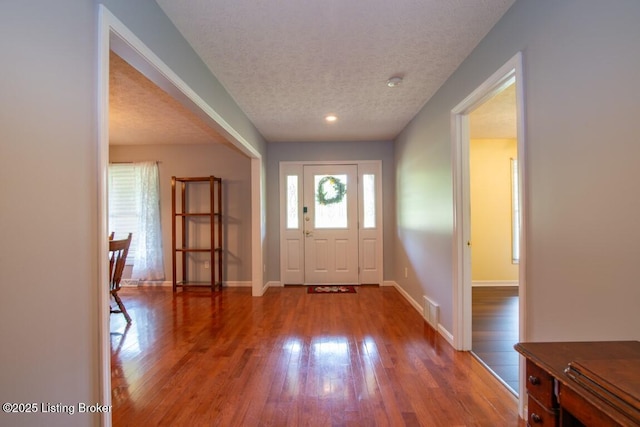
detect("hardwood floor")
(471, 287), (519, 395)
(111, 286), (523, 426)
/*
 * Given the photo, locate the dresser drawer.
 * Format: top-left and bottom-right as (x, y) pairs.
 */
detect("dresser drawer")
(527, 396), (558, 426)
(526, 360), (556, 409)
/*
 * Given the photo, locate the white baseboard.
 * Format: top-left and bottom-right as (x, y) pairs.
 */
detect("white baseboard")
(225, 281), (252, 288)
(438, 326), (454, 346)
(258, 283), (269, 295)
(472, 280), (519, 287)
(122, 280), (255, 288)
(121, 280), (171, 287)
(386, 281), (454, 347)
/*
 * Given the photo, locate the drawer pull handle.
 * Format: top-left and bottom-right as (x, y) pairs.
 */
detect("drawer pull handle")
(528, 375), (540, 385)
(531, 413), (542, 423)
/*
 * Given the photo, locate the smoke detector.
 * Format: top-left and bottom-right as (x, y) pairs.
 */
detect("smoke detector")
(386, 76), (403, 87)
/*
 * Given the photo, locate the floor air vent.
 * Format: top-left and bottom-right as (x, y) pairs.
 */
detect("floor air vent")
(423, 296), (439, 329)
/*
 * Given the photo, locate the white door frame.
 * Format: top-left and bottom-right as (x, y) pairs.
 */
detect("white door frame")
(451, 52), (526, 404)
(279, 160), (383, 286)
(98, 6), (265, 425)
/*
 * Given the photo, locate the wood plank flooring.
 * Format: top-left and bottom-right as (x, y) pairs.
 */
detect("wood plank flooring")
(111, 286), (523, 426)
(471, 287), (519, 395)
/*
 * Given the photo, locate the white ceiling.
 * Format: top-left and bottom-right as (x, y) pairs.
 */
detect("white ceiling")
(110, 0), (517, 145)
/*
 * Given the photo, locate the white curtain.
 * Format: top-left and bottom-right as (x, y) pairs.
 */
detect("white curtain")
(131, 161), (165, 281)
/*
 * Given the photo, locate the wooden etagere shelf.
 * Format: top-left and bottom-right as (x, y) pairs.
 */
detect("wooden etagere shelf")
(171, 176), (223, 291)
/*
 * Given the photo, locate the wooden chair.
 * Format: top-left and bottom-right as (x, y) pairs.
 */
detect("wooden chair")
(109, 233), (132, 324)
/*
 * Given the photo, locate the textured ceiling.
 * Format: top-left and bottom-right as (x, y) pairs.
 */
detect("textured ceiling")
(470, 83), (517, 139)
(110, 1), (517, 146)
(154, 0), (517, 142)
(109, 51), (231, 147)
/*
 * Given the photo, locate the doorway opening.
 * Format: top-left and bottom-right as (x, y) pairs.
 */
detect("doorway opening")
(279, 161), (383, 286)
(451, 52), (526, 404)
(98, 6), (264, 424)
(468, 82), (520, 394)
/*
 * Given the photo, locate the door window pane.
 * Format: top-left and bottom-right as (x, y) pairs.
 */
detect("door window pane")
(315, 174), (347, 228)
(287, 175), (299, 229)
(363, 174), (375, 228)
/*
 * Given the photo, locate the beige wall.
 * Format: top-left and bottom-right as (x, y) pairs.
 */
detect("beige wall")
(470, 138), (518, 282)
(110, 143), (252, 284)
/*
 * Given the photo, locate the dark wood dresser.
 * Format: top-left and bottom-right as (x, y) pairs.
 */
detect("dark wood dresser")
(514, 341), (640, 427)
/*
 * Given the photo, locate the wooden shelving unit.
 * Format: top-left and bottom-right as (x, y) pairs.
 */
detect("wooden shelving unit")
(171, 176), (223, 291)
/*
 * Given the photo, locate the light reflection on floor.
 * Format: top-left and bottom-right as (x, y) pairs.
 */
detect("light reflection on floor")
(109, 287), (522, 425)
(110, 295), (152, 407)
(111, 293), (425, 405)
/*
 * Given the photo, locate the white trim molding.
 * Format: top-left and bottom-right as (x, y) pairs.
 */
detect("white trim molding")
(451, 51), (526, 351)
(472, 280), (519, 287)
(450, 51), (527, 415)
(266, 281), (283, 288)
(224, 281), (253, 288)
(121, 281), (261, 288)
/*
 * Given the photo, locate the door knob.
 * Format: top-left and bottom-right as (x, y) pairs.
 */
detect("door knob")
(305, 230), (313, 237)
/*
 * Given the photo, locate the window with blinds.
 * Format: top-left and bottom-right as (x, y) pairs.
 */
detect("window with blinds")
(108, 164), (138, 265)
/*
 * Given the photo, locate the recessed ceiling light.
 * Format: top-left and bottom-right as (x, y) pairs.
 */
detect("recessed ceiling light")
(387, 76), (403, 87)
(325, 114), (337, 122)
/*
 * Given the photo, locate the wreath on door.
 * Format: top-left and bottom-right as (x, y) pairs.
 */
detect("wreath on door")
(316, 176), (346, 205)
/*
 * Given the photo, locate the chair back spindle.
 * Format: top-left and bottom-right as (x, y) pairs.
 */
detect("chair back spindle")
(108, 233), (132, 323)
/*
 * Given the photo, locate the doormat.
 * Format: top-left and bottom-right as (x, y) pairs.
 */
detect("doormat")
(307, 285), (356, 294)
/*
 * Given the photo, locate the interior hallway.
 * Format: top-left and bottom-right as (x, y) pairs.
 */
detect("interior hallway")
(110, 286), (522, 426)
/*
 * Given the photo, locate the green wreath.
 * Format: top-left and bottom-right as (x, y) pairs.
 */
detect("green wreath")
(317, 176), (346, 205)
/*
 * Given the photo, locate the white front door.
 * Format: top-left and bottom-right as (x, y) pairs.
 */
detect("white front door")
(303, 165), (358, 284)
